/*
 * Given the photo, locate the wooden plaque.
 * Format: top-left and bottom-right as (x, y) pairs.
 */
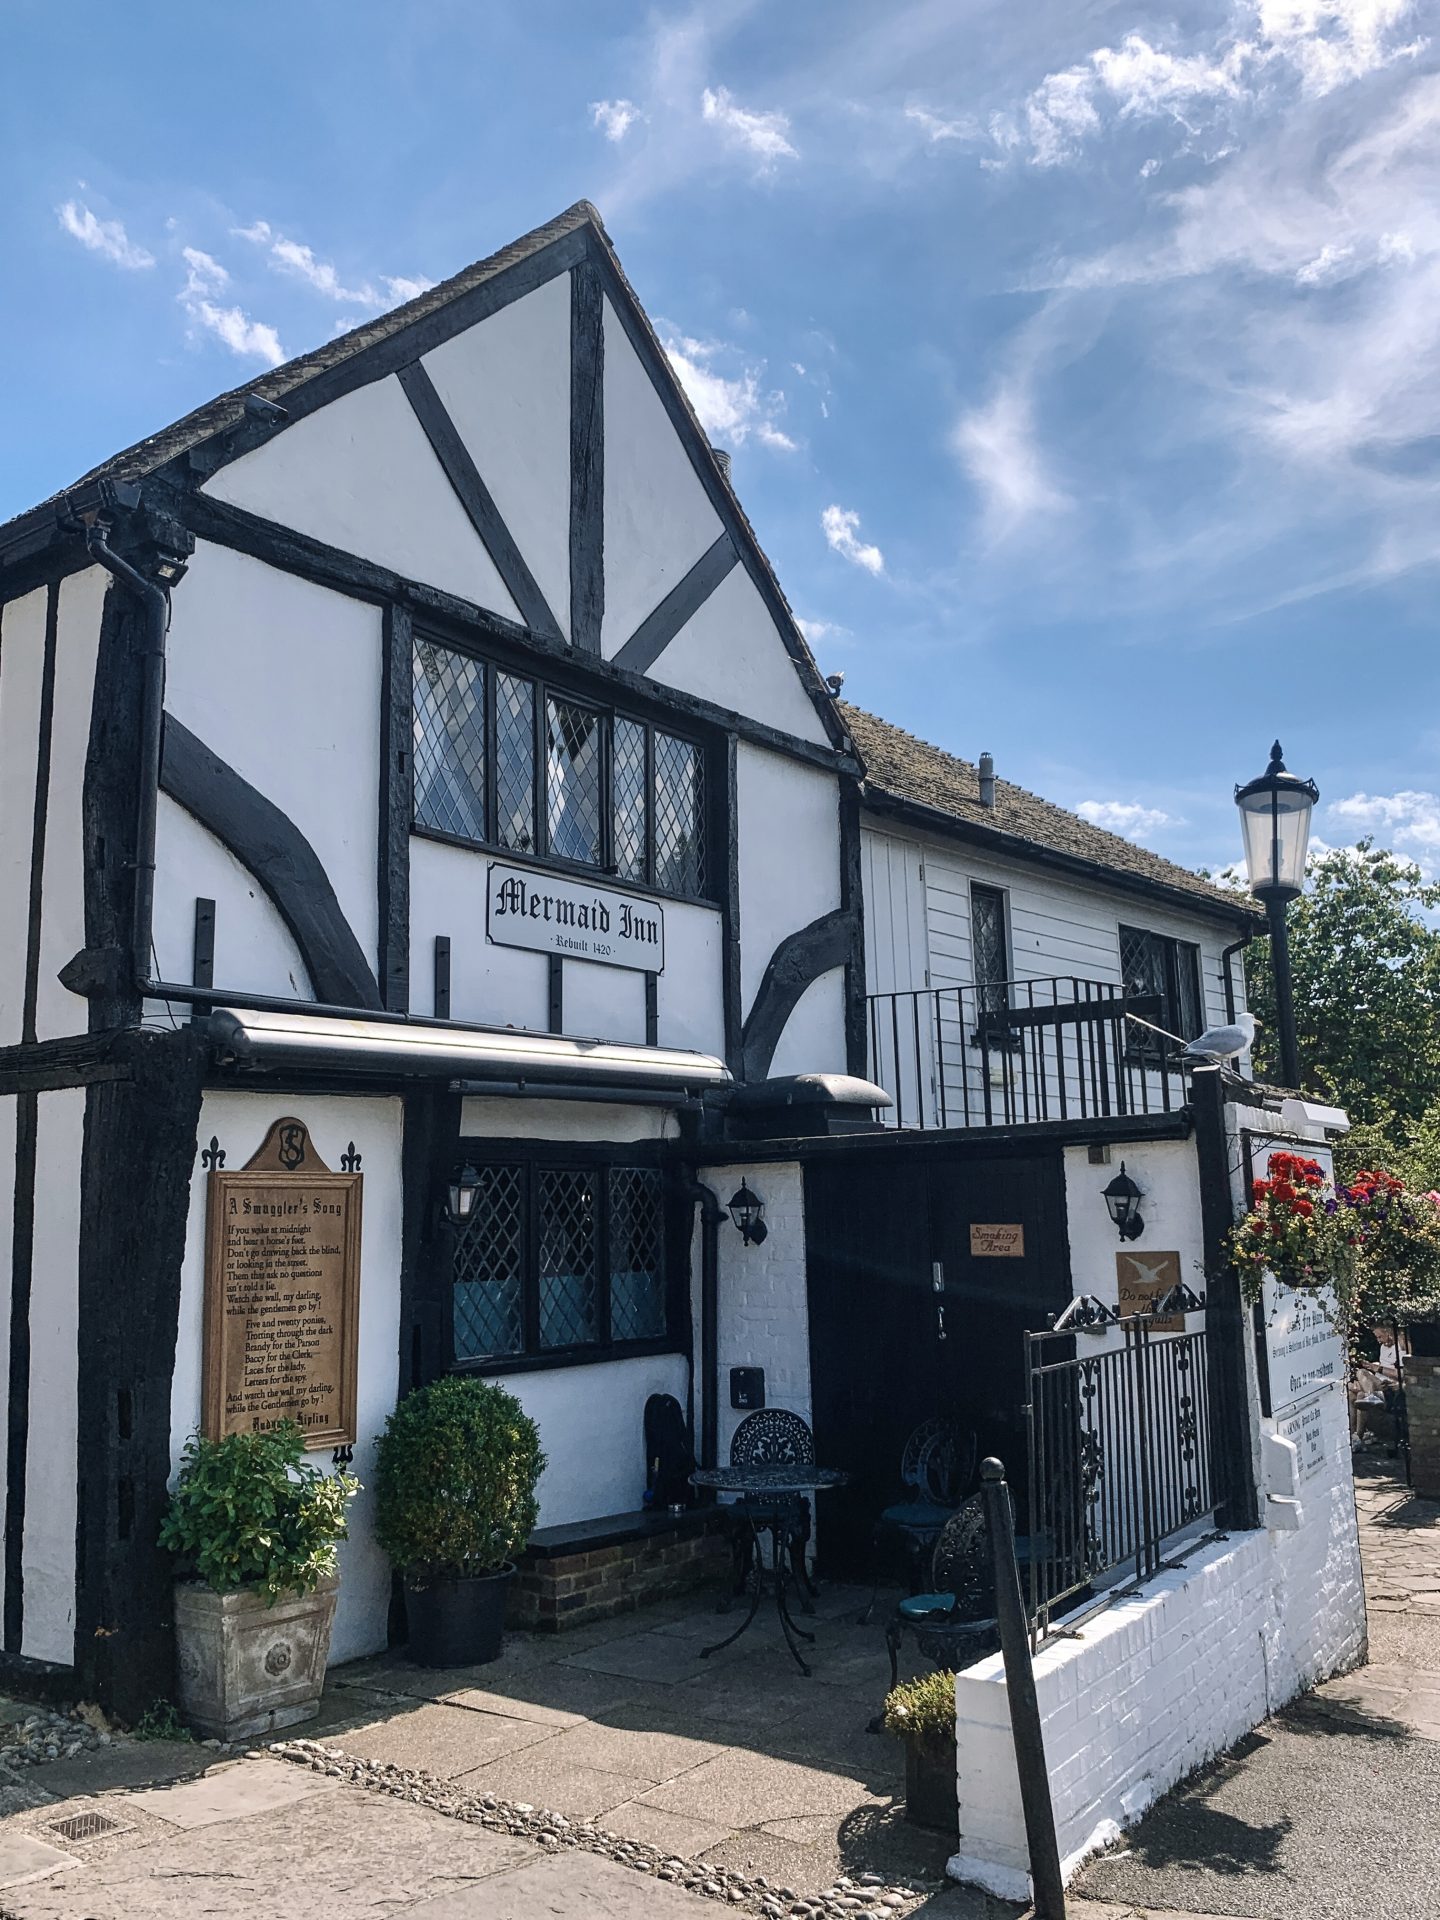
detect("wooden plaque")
(202, 1118), (362, 1450)
(970, 1223), (1025, 1258)
(1116, 1250), (1183, 1332)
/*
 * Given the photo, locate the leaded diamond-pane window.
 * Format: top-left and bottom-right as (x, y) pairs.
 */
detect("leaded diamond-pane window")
(495, 672), (536, 853)
(449, 1156), (671, 1366)
(413, 640), (486, 841)
(452, 1165), (525, 1360)
(971, 883), (1010, 1031)
(609, 1166), (665, 1341)
(612, 718), (647, 882)
(654, 732), (704, 896)
(546, 698), (603, 867)
(1120, 925), (1203, 1056)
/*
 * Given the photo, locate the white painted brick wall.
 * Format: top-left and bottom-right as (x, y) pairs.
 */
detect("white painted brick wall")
(700, 1162), (812, 1464)
(951, 1257), (1366, 1902)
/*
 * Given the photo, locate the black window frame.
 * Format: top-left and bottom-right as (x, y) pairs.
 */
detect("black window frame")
(1119, 924), (1204, 1056)
(411, 630), (715, 907)
(444, 1142), (689, 1377)
(970, 880), (1016, 1045)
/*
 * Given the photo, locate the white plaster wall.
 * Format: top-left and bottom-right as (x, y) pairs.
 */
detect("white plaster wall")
(647, 562), (830, 748)
(459, 1098), (678, 1143)
(164, 543), (381, 990)
(700, 1162), (812, 1470)
(204, 377), (521, 622)
(170, 1093), (404, 1666)
(35, 569), (106, 1043)
(23, 1087), (84, 1666)
(562, 957), (646, 1045)
(767, 971), (847, 1079)
(495, 1353), (690, 1527)
(0, 1094), (15, 1627)
(950, 1387), (1363, 1900)
(0, 588), (47, 1048)
(737, 744), (842, 1017)
(601, 297), (723, 657)
(1062, 1139), (1206, 1310)
(153, 797), (314, 1002)
(409, 835), (726, 1053)
(423, 274), (571, 640)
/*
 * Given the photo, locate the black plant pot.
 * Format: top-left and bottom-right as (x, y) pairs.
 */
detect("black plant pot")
(904, 1734), (957, 1834)
(404, 1565), (515, 1668)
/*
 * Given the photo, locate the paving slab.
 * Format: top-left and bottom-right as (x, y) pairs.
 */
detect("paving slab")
(601, 1796), (733, 1856)
(124, 1753), (340, 1829)
(31, 1739), (207, 1800)
(639, 1745), (881, 1827)
(404, 1846), (719, 1916)
(518, 1716), (724, 1782)
(336, 1700), (557, 1777)
(0, 1833), (72, 1892)
(2, 1782), (537, 1919)
(558, 1628), (732, 1685)
(453, 1744), (654, 1817)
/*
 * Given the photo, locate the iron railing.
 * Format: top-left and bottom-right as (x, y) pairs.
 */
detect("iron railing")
(865, 976), (1187, 1130)
(1024, 1290), (1215, 1644)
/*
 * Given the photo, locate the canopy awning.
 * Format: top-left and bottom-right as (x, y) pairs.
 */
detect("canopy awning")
(208, 1006), (733, 1095)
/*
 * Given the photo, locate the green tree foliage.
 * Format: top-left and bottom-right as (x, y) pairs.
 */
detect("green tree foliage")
(1247, 841), (1440, 1128)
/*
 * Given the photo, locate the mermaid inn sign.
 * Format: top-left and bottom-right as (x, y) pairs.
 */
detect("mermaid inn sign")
(486, 863), (666, 971)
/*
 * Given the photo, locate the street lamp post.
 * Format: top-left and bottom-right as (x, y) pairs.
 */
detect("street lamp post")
(1234, 741), (1318, 1091)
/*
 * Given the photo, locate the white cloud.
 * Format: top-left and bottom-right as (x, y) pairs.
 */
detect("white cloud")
(1023, 67), (1104, 168)
(905, 103), (974, 145)
(795, 616), (853, 646)
(1257, 0), (1426, 94)
(57, 200), (154, 270)
(821, 504), (885, 575)
(661, 329), (797, 450)
(953, 373), (1069, 540)
(591, 98), (643, 142)
(1076, 800), (1182, 840)
(701, 85), (798, 165)
(1295, 241), (1358, 284)
(269, 237), (378, 305)
(230, 220), (273, 245)
(1330, 791), (1440, 867)
(179, 245), (283, 365)
(382, 274), (436, 305)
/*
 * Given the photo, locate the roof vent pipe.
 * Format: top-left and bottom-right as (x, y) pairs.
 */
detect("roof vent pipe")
(711, 446), (733, 481)
(978, 751), (996, 809)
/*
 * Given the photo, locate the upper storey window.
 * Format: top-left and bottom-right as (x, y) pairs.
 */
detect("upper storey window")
(412, 636), (708, 899)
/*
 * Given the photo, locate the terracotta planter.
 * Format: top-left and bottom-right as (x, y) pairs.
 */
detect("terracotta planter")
(173, 1574), (338, 1742)
(903, 1732), (957, 1834)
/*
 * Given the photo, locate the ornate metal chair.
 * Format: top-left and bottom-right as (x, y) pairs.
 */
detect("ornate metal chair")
(884, 1493), (999, 1690)
(721, 1408), (817, 1610)
(861, 1417), (977, 1623)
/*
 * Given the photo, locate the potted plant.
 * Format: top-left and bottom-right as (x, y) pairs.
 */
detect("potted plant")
(160, 1422), (359, 1741)
(374, 1376), (544, 1667)
(882, 1668), (957, 1834)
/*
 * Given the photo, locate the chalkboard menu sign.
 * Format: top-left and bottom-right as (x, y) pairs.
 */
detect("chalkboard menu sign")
(202, 1118), (362, 1450)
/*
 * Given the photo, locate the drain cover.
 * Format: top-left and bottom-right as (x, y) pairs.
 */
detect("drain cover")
(48, 1811), (124, 1843)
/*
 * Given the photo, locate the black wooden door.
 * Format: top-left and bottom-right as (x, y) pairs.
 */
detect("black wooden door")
(804, 1146), (1070, 1578)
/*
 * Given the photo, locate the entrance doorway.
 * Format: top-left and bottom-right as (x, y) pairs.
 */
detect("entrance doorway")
(804, 1144), (1071, 1578)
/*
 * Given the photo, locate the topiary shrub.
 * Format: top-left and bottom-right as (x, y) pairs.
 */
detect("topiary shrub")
(373, 1377), (545, 1583)
(882, 1668), (957, 1744)
(159, 1422), (359, 1604)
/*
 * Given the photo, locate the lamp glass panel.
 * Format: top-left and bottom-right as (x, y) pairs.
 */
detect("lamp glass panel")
(1238, 787), (1312, 896)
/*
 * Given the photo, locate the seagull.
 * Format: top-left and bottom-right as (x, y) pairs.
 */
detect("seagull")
(1182, 1010), (1258, 1065)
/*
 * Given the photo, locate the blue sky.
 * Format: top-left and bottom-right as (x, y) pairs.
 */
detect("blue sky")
(4, 0), (1438, 879)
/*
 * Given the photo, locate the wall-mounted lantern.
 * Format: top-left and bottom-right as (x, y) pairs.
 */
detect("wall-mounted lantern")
(447, 1162), (481, 1223)
(1103, 1162), (1145, 1241)
(727, 1180), (768, 1246)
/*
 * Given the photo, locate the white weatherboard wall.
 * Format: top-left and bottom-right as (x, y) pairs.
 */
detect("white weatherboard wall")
(170, 1094), (403, 1667)
(950, 1386), (1363, 1899)
(0, 1095), (14, 1618)
(23, 1087), (85, 1665)
(35, 569), (106, 1044)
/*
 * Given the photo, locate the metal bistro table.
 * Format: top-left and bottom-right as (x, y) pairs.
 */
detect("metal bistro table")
(690, 1464), (850, 1674)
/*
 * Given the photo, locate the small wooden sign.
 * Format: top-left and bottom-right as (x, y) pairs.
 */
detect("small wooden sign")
(970, 1223), (1025, 1258)
(1116, 1250), (1183, 1332)
(202, 1118), (362, 1450)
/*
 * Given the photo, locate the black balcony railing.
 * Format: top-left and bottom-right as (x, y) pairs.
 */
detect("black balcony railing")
(865, 976), (1188, 1130)
(1025, 1290), (1216, 1645)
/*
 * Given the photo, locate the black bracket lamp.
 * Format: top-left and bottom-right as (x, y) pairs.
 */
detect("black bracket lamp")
(727, 1179), (768, 1246)
(446, 1162), (481, 1224)
(1103, 1162), (1145, 1241)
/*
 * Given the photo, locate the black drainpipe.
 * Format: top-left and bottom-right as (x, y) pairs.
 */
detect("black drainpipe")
(680, 1174), (724, 1473)
(1221, 929), (1254, 1024)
